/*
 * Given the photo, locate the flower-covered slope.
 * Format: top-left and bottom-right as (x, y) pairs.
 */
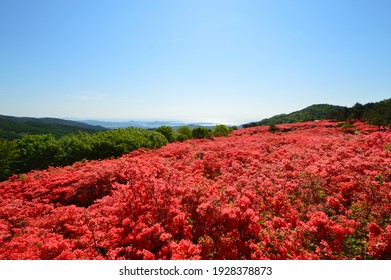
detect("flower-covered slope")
(0, 120), (390, 259)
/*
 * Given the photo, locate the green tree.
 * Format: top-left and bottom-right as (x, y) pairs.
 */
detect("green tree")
(3, 127), (169, 180)
(349, 102), (365, 120)
(192, 127), (212, 139)
(155, 126), (175, 143)
(176, 126), (192, 139)
(145, 130), (169, 147)
(15, 134), (61, 173)
(0, 139), (18, 181)
(268, 124), (280, 133)
(213, 124), (230, 137)
(175, 133), (188, 142)
(364, 99), (391, 130)
(56, 132), (93, 165)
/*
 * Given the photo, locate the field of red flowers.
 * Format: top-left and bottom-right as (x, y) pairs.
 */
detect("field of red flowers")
(0, 120), (390, 260)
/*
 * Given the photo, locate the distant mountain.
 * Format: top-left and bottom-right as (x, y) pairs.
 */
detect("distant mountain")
(243, 98), (391, 128)
(0, 115), (107, 140)
(80, 119), (216, 130)
(172, 123), (217, 130)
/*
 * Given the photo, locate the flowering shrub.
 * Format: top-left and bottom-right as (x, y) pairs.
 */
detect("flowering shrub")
(0, 120), (390, 259)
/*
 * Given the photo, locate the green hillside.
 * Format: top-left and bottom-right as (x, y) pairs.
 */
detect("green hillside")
(0, 115), (107, 140)
(243, 98), (391, 128)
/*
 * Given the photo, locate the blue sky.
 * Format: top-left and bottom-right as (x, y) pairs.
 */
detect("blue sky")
(0, 0), (390, 125)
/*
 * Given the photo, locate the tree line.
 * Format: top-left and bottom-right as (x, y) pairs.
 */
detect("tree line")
(155, 124), (236, 143)
(243, 98), (391, 129)
(0, 124), (235, 181)
(0, 127), (167, 181)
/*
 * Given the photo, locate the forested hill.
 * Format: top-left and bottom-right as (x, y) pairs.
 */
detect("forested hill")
(243, 98), (391, 128)
(0, 114), (107, 140)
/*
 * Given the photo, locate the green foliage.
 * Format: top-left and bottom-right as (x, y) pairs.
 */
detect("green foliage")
(15, 134), (61, 173)
(242, 122), (259, 128)
(175, 133), (189, 142)
(145, 130), (170, 148)
(192, 127), (212, 139)
(175, 126), (193, 142)
(336, 122), (345, 127)
(0, 140), (18, 180)
(56, 132), (93, 165)
(341, 234), (367, 259)
(0, 114), (106, 140)
(176, 126), (193, 140)
(268, 124), (280, 133)
(0, 127), (168, 181)
(363, 99), (391, 129)
(341, 124), (355, 129)
(155, 126), (175, 143)
(73, 128), (168, 161)
(213, 124), (230, 137)
(243, 99), (391, 128)
(253, 104), (351, 127)
(349, 102), (365, 120)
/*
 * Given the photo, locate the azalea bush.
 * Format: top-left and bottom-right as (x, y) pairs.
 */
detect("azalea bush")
(0, 120), (390, 259)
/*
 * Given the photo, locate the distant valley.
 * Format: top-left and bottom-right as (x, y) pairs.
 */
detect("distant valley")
(0, 114), (217, 140)
(79, 119), (217, 130)
(2, 97), (390, 141)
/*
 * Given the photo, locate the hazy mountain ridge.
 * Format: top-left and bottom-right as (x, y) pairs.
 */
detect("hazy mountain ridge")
(0, 113), (218, 141)
(80, 119), (217, 130)
(2, 97), (390, 140)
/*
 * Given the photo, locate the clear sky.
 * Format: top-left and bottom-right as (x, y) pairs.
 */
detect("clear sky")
(0, 0), (390, 125)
